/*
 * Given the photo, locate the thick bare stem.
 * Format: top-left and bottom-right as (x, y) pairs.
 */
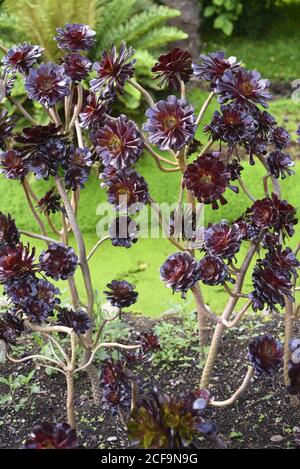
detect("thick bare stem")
(200, 239), (260, 388)
(66, 371), (76, 428)
(211, 366), (254, 408)
(87, 236), (110, 262)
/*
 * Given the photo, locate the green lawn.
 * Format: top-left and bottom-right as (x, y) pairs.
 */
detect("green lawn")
(202, 5), (300, 82)
(1, 90), (299, 317)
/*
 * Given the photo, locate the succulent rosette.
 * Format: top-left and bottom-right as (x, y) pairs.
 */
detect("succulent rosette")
(22, 279), (60, 323)
(91, 42), (135, 93)
(101, 358), (131, 412)
(198, 255), (231, 286)
(24, 422), (78, 449)
(0, 68), (16, 98)
(0, 243), (37, 283)
(249, 197), (278, 229)
(93, 115), (143, 169)
(0, 311), (24, 347)
(152, 48), (193, 90)
(0, 149), (29, 180)
(55, 23), (96, 51)
(37, 188), (63, 216)
(192, 51), (240, 88)
(62, 52), (92, 82)
(160, 251), (199, 297)
(104, 168), (150, 212)
(104, 280), (138, 309)
(57, 307), (92, 335)
(250, 260), (294, 311)
(0, 108), (17, 150)
(2, 43), (43, 74)
(266, 150), (295, 179)
(39, 243), (78, 281)
(109, 215), (139, 248)
(80, 92), (112, 129)
(0, 212), (20, 248)
(183, 153), (232, 209)
(215, 68), (271, 108)
(63, 145), (93, 191)
(204, 103), (256, 145)
(128, 387), (217, 449)
(204, 221), (242, 260)
(143, 95), (196, 151)
(248, 334), (283, 375)
(270, 126), (291, 149)
(25, 62), (71, 106)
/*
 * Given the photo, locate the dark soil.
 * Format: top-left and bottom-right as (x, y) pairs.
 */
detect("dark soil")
(0, 313), (299, 450)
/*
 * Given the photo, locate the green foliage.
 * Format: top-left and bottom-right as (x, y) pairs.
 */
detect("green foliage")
(0, 0), (186, 109)
(0, 369), (40, 411)
(203, 0), (243, 36)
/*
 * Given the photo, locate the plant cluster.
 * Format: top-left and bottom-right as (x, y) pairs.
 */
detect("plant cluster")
(0, 22), (299, 450)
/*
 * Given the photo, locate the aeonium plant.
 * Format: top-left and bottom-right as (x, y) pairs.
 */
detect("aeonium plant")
(0, 23), (299, 445)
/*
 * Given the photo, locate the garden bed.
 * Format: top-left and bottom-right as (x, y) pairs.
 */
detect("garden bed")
(1, 312), (299, 450)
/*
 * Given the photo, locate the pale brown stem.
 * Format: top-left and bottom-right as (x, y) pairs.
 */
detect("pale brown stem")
(55, 177), (94, 318)
(143, 139), (178, 166)
(22, 180), (48, 238)
(195, 92), (215, 127)
(284, 297), (294, 388)
(200, 239), (260, 389)
(222, 300), (253, 328)
(75, 342), (140, 373)
(131, 379), (138, 412)
(127, 78), (155, 107)
(92, 312), (120, 348)
(191, 283), (222, 326)
(237, 175), (256, 202)
(198, 139), (214, 157)
(87, 236), (110, 262)
(7, 96), (37, 125)
(211, 366), (254, 408)
(69, 84), (83, 129)
(66, 371), (76, 428)
(149, 199), (186, 252)
(20, 230), (59, 245)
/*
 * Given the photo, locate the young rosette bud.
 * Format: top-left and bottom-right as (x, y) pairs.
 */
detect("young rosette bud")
(92, 115), (143, 169)
(39, 243), (78, 281)
(0, 212), (20, 248)
(54, 23), (96, 52)
(143, 95), (196, 151)
(0, 243), (37, 284)
(104, 280), (138, 309)
(90, 42), (135, 94)
(198, 255), (230, 286)
(2, 43), (43, 74)
(270, 126), (291, 149)
(57, 307), (92, 335)
(152, 48), (193, 90)
(160, 251), (199, 298)
(204, 221), (242, 260)
(183, 153), (231, 209)
(0, 311), (24, 348)
(25, 63), (71, 106)
(248, 334), (283, 375)
(128, 387), (217, 449)
(109, 215), (139, 248)
(63, 145), (93, 191)
(101, 358), (131, 412)
(192, 51), (240, 88)
(266, 150), (295, 179)
(24, 422), (78, 449)
(37, 188), (63, 216)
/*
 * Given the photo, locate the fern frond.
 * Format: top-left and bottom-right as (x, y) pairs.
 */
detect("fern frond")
(137, 27), (187, 50)
(95, 0), (137, 41)
(134, 49), (155, 77)
(98, 5), (181, 50)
